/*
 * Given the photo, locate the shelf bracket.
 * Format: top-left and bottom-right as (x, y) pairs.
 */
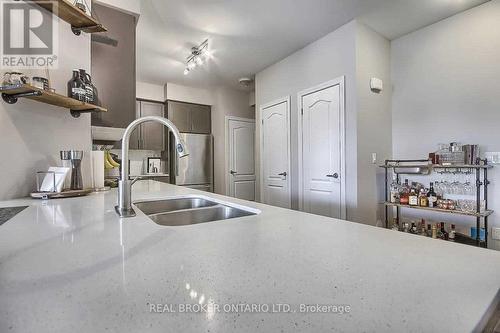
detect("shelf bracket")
(71, 24), (102, 36)
(70, 109), (100, 118)
(2, 91), (43, 104)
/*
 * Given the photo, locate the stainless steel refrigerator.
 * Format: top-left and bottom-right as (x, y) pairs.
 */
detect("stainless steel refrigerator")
(170, 133), (213, 192)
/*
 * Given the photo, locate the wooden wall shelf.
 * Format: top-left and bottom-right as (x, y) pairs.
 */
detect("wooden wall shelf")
(28, 0), (107, 35)
(0, 84), (107, 118)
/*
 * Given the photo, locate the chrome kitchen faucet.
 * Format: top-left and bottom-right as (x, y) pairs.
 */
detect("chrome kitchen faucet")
(115, 116), (189, 218)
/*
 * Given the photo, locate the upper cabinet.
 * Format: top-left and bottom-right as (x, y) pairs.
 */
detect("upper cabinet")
(130, 100), (166, 151)
(167, 100), (211, 134)
(91, 3), (136, 128)
(139, 101), (166, 151)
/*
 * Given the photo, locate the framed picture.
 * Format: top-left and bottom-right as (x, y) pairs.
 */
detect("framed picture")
(147, 157), (162, 174)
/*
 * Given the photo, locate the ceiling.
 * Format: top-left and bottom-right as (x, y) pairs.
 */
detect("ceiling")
(136, 0), (489, 89)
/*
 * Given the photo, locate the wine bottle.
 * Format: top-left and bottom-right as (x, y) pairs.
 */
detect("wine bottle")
(427, 182), (438, 208)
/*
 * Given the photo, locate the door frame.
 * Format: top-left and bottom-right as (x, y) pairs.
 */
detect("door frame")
(297, 76), (346, 219)
(225, 116), (256, 196)
(259, 96), (292, 207)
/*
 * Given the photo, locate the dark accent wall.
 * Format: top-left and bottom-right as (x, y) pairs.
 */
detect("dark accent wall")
(91, 3), (136, 128)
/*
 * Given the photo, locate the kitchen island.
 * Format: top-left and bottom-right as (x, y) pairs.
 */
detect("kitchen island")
(1, 181), (499, 332)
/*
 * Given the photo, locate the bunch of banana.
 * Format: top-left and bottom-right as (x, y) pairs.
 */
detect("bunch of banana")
(104, 150), (120, 169)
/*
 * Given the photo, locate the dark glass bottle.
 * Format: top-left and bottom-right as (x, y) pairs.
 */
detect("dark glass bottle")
(409, 222), (418, 234)
(439, 222), (449, 240)
(427, 182), (438, 208)
(79, 69), (93, 103)
(67, 69), (86, 102)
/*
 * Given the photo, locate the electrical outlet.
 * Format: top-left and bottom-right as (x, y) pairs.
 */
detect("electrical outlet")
(492, 228), (500, 241)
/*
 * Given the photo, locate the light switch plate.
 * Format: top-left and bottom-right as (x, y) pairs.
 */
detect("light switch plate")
(492, 228), (500, 240)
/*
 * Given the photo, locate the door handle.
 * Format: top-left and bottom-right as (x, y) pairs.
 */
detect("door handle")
(278, 172), (287, 177)
(230, 170), (237, 175)
(326, 173), (339, 179)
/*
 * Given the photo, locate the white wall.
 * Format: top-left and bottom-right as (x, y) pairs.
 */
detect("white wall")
(255, 20), (392, 225)
(0, 11), (92, 200)
(355, 22), (392, 225)
(249, 92), (255, 107)
(391, 0), (500, 249)
(95, 0), (140, 18)
(256, 21), (358, 214)
(136, 81), (164, 101)
(165, 83), (214, 106)
(211, 86), (255, 195)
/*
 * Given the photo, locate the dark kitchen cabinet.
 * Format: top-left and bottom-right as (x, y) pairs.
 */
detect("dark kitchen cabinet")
(140, 101), (165, 151)
(131, 100), (166, 151)
(91, 3), (136, 128)
(167, 100), (211, 134)
(168, 101), (191, 132)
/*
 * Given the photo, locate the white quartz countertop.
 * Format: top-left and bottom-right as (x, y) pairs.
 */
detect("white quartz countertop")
(1, 181), (499, 332)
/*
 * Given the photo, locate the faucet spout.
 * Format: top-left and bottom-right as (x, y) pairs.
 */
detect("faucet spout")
(115, 116), (188, 217)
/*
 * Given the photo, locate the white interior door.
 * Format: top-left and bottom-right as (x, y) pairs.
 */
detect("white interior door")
(299, 78), (345, 219)
(260, 97), (291, 208)
(227, 117), (256, 201)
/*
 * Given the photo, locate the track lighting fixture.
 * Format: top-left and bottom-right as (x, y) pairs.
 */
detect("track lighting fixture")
(184, 39), (209, 75)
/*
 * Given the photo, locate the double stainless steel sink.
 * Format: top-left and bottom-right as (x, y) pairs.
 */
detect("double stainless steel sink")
(134, 197), (257, 226)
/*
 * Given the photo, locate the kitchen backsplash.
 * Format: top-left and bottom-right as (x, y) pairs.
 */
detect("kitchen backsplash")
(110, 149), (167, 176)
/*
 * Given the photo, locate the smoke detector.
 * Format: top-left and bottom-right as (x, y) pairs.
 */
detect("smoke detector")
(238, 77), (253, 87)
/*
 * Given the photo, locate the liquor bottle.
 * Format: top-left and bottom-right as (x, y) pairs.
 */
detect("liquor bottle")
(391, 218), (399, 231)
(420, 219), (427, 236)
(449, 224), (456, 242)
(390, 175), (400, 204)
(409, 183), (419, 206)
(409, 222), (418, 234)
(419, 188), (428, 207)
(67, 69), (86, 102)
(427, 182), (438, 208)
(426, 223), (432, 237)
(431, 224), (437, 239)
(440, 222), (449, 240)
(435, 223), (443, 239)
(400, 179), (410, 205)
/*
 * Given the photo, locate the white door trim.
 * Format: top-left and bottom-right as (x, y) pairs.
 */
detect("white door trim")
(225, 116), (256, 196)
(297, 76), (346, 220)
(259, 96), (292, 207)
